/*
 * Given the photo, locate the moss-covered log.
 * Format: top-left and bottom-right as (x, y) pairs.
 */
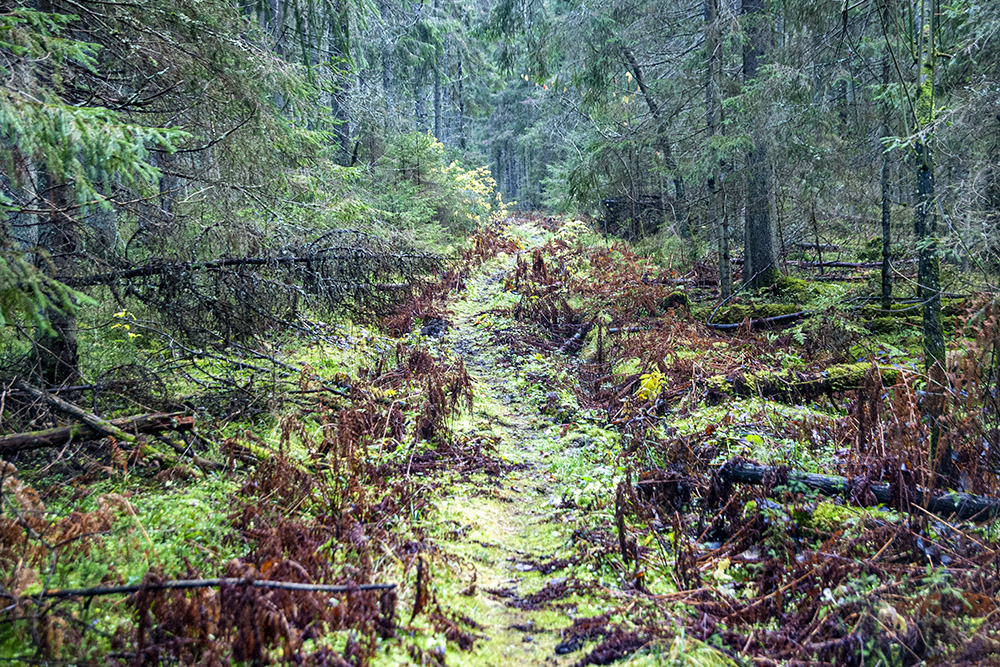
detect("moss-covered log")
(710, 303), (803, 324)
(706, 363), (902, 403)
(717, 460), (1000, 521)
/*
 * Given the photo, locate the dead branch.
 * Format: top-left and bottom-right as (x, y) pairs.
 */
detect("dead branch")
(14, 380), (142, 444)
(0, 413), (194, 454)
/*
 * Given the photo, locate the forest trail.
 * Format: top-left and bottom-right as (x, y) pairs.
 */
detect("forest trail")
(404, 220), (622, 665)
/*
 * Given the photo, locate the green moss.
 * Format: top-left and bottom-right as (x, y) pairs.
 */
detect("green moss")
(664, 635), (742, 666)
(867, 316), (899, 334)
(713, 303), (801, 324)
(659, 291), (690, 313)
(797, 501), (865, 533)
(705, 374), (733, 396)
(613, 357), (641, 376)
(708, 363), (903, 402)
(773, 275), (817, 301)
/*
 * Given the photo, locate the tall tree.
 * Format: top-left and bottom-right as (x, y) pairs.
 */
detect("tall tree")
(704, 0), (729, 298)
(741, 0), (778, 288)
(911, 0), (947, 478)
(880, 55), (893, 312)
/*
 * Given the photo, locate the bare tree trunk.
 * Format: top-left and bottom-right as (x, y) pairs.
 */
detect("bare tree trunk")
(720, 187), (732, 298)
(442, 37), (450, 144)
(379, 0), (393, 133)
(741, 0), (778, 289)
(432, 0), (443, 141)
(264, 0), (285, 109)
(880, 137), (892, 311)
(811, 201), (823, 275)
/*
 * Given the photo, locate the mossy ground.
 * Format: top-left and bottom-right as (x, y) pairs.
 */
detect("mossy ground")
(7, 217), (993, 665)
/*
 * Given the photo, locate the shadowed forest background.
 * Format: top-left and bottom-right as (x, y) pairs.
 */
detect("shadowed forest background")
(3, 0), (1000, 664)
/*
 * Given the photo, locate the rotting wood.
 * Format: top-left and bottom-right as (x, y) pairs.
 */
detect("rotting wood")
(13, 382), (217, 471)
(0, 413), (194, 454)
(718, 460), (1000, 521)
(794, 242), (840, 252)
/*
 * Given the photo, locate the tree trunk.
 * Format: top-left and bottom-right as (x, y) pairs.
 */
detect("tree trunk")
(741, 0), (778, 289)
(705, 0), (730, 297)
(913, 0), (948, 480)
(377, 0), (393, 133)
(457, 57), (467, 149)
(329, 0), (351, 163)
(880, 55), (893, 311)
(442, 38), (450, 144)
(433, 0), (443, 141)
(810, 201), (823, 275)
(880, 142), (892, 311)
(0, 413), (194, 454)
(720, 188), (732, 298)
(35, 170), (79, 385)
(264, 0), (285, 108)
(622, 46), (687, 237)
(414, 64), (427, 132)
(710, 460), (1000, 521)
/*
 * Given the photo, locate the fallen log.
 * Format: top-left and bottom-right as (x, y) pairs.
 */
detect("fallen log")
(707, 296), (965, 331)
(732, 257), (917, 269)
(18, 578), (396, 600)
(705, 363), (902, 403)
(707, 310), (807, 330)
(559, 321), (594, 355)
(718, 459), (1000, 521)
(794, 242), (840, 252)
(0, 413), (194, 454)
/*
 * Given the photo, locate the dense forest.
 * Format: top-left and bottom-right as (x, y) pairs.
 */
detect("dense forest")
(2, 0), (1000, 664)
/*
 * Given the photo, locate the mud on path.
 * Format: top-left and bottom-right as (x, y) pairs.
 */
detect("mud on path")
(399, 221), (634, 665)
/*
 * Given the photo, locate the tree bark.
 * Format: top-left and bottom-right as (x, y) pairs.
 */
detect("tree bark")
(705, 364), (902, 403)
(433, 0), (443, 140)
(34, 170), (79, 385)
(705, 0), (730, 298)
(880, 57), (893, 312)
(457, 58), (467, 149)
(329, 0), (351, 163)
(741, 0), (779, 289)
(913, 0), (947, 479)
(414, 65), (427, 132)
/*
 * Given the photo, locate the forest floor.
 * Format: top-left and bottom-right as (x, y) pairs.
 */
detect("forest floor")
(5, 215), (1000, 666)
